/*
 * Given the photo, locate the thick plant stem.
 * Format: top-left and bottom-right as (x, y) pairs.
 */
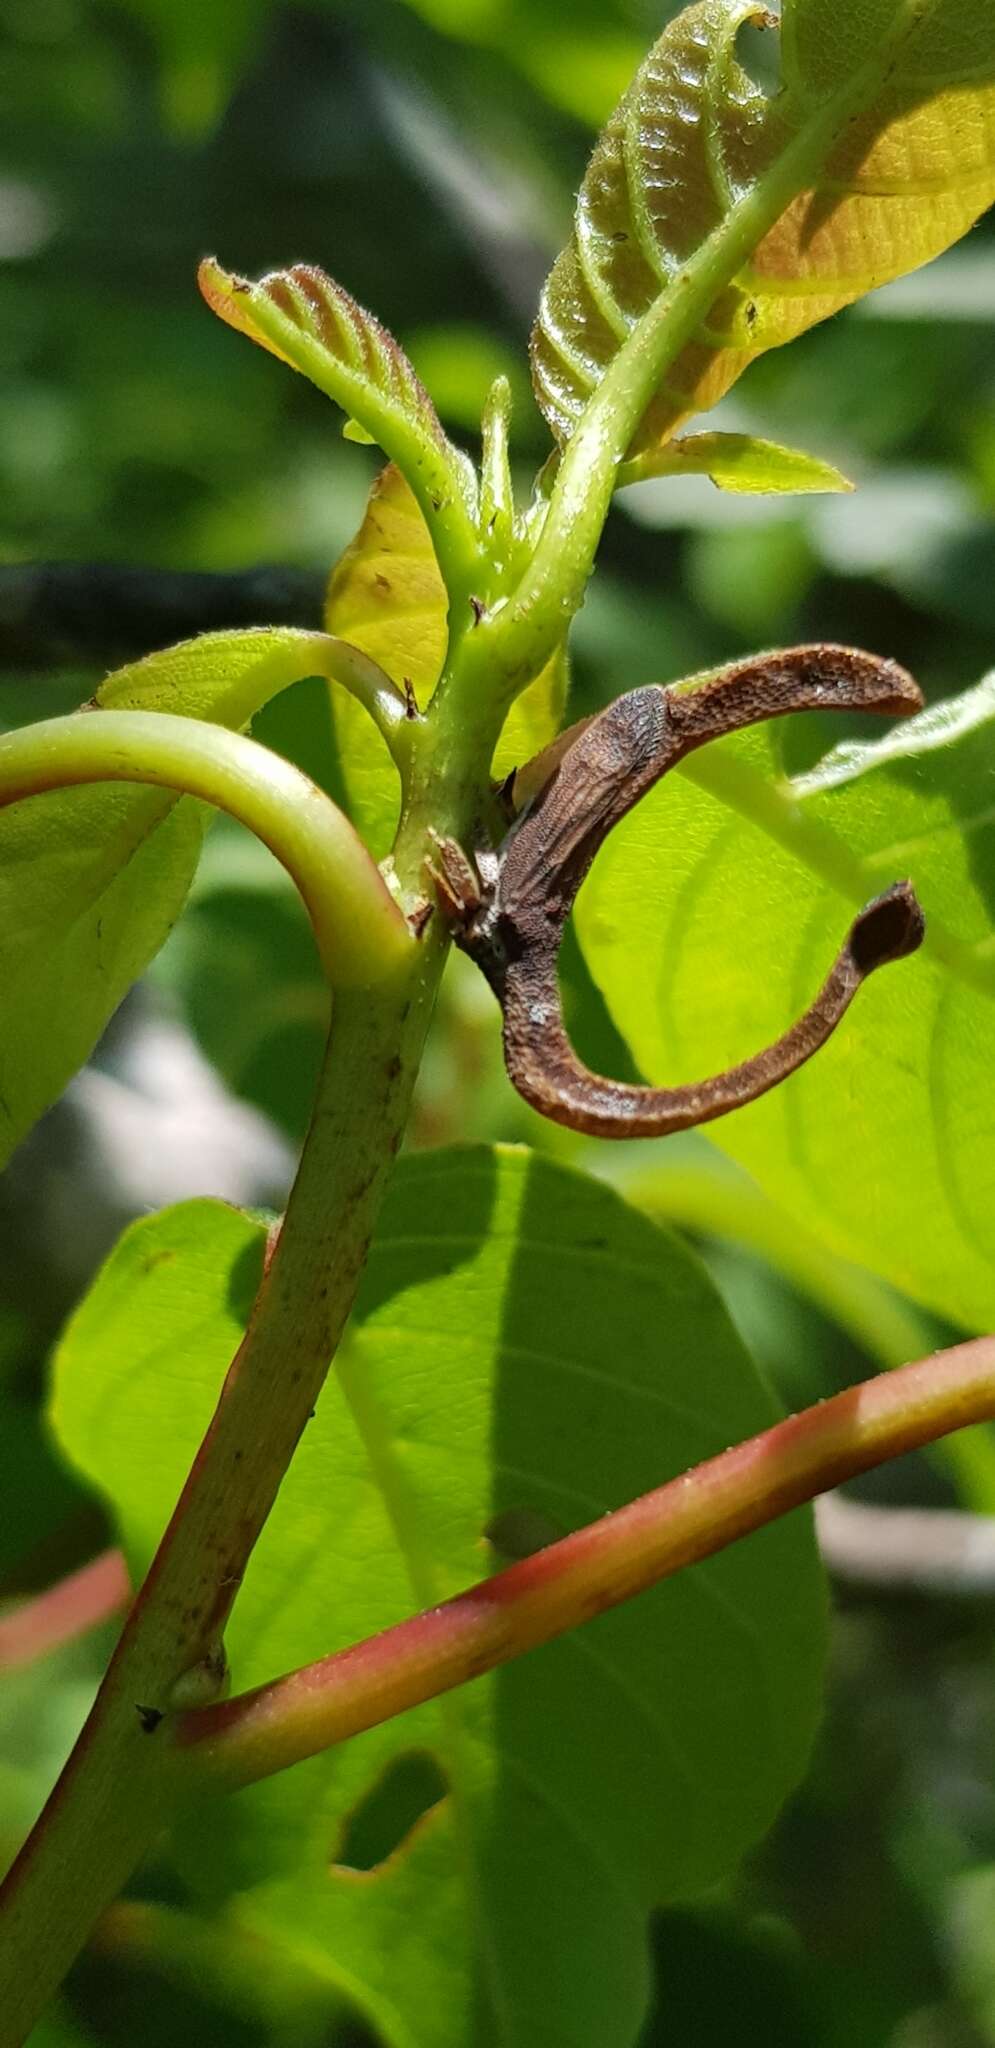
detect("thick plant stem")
(0, 933), (446, 2048)
(176, 1338), (995, 1790)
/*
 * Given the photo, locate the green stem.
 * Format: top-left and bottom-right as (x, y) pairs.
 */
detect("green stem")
(0, 711), (412, 986)
(0, 935), (448, 2048)
(176, 1336), (995, 1791)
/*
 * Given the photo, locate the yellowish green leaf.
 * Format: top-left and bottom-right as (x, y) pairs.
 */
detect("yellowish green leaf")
(324, 466), (567, 857)
(531, 0), (995, 459)
(619, 430), (853, 495)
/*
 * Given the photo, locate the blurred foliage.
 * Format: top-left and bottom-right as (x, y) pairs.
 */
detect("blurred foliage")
(2, 0), (995, 2042)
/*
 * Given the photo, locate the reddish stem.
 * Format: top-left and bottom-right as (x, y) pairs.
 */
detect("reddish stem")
(176, 1336), (995, 1791)
(0, 1552), (130, 1673)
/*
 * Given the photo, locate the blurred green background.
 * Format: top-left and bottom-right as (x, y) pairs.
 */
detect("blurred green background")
(2, 1), (995, 2043)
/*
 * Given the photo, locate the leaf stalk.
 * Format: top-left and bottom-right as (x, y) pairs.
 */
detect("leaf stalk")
(0, 711), (413, 987)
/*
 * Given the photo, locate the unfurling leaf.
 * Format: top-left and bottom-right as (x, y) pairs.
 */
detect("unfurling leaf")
(325, 465), (567, 858)
(619, 431), (853, 495)
(198, 258), (478, 576)
(531, 0), (995, 460)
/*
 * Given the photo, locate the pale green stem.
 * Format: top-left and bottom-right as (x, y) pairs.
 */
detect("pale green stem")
(0, 712), (413, 987)
(480, 375), (514, 563)
(0, 611), (481, 2041)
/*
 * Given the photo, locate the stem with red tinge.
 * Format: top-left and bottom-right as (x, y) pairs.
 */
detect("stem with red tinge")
(176, 1336), (995, 1791)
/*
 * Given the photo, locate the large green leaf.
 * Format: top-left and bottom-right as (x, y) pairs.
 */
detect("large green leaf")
(51, 1150), (824, 2048)
(324, 465), (568, 859)
(575, 674), (995, 1337)
(0, 630), (349, 1169)
(531, 0), (995, 456)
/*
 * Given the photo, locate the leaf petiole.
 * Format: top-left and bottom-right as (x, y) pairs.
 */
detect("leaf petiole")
(0, 711), (414, 987)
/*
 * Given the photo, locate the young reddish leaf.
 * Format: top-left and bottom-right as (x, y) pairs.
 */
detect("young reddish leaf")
(531, 0), (995, 460)
(198, 259), (479, 587)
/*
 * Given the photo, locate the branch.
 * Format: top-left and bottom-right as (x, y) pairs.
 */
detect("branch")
(177, 1335), (995, 1791)
(12, 1486), (992, 1686)
(0, 562), (325, 671)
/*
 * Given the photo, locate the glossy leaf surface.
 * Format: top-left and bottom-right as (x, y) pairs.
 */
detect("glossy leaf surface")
(52, 1150), (824, 2048)
(324, 465), (567, 857)
(531, 0), (995, 456)
(575, 674), (995, 1336)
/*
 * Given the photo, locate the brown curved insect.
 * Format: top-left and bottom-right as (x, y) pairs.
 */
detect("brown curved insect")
(427, 645), (926, 1138)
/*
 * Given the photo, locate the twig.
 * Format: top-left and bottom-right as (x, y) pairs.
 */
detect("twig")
(176, 1334), (995, 1791)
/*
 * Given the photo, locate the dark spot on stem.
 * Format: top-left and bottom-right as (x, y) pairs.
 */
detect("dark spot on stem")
(136, 1704), (163, 1734)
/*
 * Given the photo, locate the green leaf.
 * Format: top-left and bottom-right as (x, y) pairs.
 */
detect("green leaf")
(531, 0), (995, 459)
(51, 1150), (825, 2048)
(575, 674), (995, 1337)
(324, 465), (568, 858)
(0, 629), (349, 1169)
(198, 259), (479, 585)
(95, 625), (360, 727)
(0, 783), (201, 1173)
(619, 430), (853, 495)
